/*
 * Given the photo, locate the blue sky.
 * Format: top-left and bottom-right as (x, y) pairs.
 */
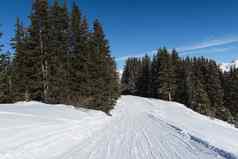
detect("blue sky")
(0, 0), (238, 70)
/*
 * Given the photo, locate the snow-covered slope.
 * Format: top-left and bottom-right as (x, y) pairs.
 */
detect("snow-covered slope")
(220, 60), (238, 72)
(0, 96), (237, 159)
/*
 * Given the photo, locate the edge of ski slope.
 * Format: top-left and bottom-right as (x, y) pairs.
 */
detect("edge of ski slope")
(132, 96), (238, 157)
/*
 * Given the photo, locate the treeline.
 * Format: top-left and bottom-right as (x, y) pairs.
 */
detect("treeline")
(0, 0), (120, 113)
(121, 48), (238, 127)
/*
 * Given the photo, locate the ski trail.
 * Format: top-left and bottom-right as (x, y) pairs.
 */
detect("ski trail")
(0, 96), (237, 159)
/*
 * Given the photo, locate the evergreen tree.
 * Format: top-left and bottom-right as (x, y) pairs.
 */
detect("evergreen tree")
(190, 75), (211, 116)
(0, 0), (120, 113)
(151, 53), (160, 98)
(0, 28), (13, 103)
(90, 19), (119, 112)
(11, 18), (30, 101)
(157, 48), (172, 101)
(75, 16), (92, 104)
(67, 1), (83, 104)
(136, 54), (151, 97)
(0, 53), (12, 103)
(224, 68), (238, 118)
(26, 0), (50, 101)
(170, 49), (180, 100)
(121, 58), (142, 95)
(174, 58), (190, 105)
(47, 0), (70, 103)
(206, 61), (225, 119)
(235, 113), (238, 128)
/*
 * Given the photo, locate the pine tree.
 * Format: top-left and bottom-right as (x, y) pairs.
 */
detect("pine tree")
(121, 58), (142, 95)
(190, 76), (211, 115)
(0, 0), (121, 112)
(170, 49), (180, 100)
(136, 54), (151, 97)
(206, 61), (225, 119)
(0, 53), (12, 103)
(47, 0), (70, 103)
(78, 17), (92, 102)
(90, 19), (119, 112)
(235, 113), (238, 128)
(11, 18), (30, 101)
(224, 68), (238, 118)
(174, 58), (190, 104)
(151, 53), (160, 98)
(26, 0), (50, 101)
(157, 48), (172, 101)
(67, 1), (83, 104)
(0, 27), (13, 103)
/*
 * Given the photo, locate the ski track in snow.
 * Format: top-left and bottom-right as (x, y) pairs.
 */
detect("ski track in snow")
(0, 96), (237, 159)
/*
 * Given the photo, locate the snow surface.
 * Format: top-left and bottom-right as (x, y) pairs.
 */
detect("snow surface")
(0, 96), (237, 159)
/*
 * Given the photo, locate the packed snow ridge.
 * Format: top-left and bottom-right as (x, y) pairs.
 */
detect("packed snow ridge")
(0, 96), (238, 159)
(220, 59), (238, 72)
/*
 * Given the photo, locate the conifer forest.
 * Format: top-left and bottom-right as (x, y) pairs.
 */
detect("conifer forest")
(0, 0), (237, 127)
(0, 0), (120, 113)
(121, 48), (238, 125)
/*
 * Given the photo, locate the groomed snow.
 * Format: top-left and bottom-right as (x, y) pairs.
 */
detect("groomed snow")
(0, 96), (237, 159)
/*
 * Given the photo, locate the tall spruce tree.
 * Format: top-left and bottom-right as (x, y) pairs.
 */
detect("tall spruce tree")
(11, 18), (31, 101)
(151, 53), (160, 98)
(0, 0), (121, 113)
(206, 61), (226, 119)
(68, 1), (83, 104)
(190, 77), (211, 115)
(174, 58), (190, 104)
(136, 54), (152, 97)
(157, 48), (173, 101)
(0, 53), (13, 103)
(26, 0), (50, 101)
(76, 16), (93, 104)
(224, 68), (238, 118)
(47, 0), (70, 103)
(90, 19), (119, 112)
(170, 49), (180, 100)
(121, 58), (142, 95)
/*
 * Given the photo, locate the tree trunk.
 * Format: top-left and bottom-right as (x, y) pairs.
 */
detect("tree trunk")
(40, 30), (48, 103)
(168, 92), (172, 101)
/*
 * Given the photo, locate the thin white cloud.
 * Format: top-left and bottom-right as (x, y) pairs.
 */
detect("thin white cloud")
(177, 36), (238, 53)
(180, 46), (233, 56)
(115, 36), (238, 61)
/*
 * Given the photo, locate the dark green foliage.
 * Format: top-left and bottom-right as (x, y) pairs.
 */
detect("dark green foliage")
(157, 48), (171, 101)
(0, 0), (119, 113)
(150, 48), (178, 101)
(86, 19), (119, 112)
(136, 54), (152, 97)
(224, 68), (238, 118)
(121, 58), (142, 95)
(121, 49), (238, 123)
(26, 0), (50, 101)
(11, 18), (31, 101)
(151, 54), (160, 98)
(235, 113), (238, 128)
(47, 0), (70, 103)
(190, 74), (211, 116)
(206, 61), (225, 118)
(0, 29), (12, 103)
(174, 58), (190, 105)
(0, 53), (12, 103)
